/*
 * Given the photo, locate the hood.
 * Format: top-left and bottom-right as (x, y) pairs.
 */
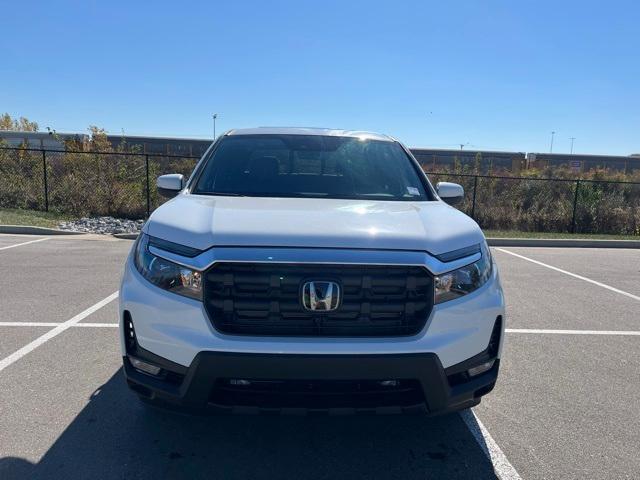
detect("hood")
(145, 194), (484, 256)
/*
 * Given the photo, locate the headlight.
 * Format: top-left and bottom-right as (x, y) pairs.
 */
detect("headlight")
(434, 242), (492, 304)
(133, 233), (202, 301)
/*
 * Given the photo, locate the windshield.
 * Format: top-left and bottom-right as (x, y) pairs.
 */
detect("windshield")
(192, 135), (433, 201)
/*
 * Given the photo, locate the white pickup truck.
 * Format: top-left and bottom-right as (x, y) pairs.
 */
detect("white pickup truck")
(119, 127), (505, 415)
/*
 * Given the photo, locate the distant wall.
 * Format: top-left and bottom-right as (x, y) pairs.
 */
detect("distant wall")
(410, 148), (526, 173)
(527, 152), (640, 173)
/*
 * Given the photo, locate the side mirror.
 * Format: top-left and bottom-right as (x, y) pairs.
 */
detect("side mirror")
(157, 174), (184, 198)
(436, 182), (464, 206)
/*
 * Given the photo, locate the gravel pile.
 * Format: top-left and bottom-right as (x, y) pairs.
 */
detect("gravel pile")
(58, 216), (144, 235)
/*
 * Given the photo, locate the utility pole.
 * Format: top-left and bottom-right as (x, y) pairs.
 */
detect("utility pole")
(569, 137), (576, 154)
(212, 113), (218, 139)
(550, 131), (556, 153)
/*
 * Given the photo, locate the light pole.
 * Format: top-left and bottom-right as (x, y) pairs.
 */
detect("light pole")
(569, 137), (576, 154)
(212, 113), (218, 139)
(550, 131), (556, 153)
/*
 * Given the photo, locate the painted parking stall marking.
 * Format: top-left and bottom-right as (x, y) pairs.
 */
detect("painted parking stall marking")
(0, 291), (118, 373)
(0, 322), (63, 327)
(506, 328), (640, 336)
(0, 237), (49, 251)
(495, 248), (640, 302)
(460, 410), (522, 480)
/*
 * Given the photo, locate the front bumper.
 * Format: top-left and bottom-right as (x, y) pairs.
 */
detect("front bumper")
(123, 349), (500, 415)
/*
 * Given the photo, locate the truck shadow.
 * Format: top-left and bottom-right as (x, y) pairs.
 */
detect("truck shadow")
(0, 368), (497, 479)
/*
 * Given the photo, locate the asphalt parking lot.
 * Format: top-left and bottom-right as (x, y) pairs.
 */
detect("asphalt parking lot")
(0, 234), (638, 479)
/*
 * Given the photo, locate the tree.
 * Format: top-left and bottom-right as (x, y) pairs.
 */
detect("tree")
(87, 125), (112, 151)
(0, 113), (39, 132)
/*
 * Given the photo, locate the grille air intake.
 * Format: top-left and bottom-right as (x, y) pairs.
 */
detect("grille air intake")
(203, 263), (433, 336)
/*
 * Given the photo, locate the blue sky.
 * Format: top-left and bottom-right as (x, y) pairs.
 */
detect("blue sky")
(1, 1), (638, 154)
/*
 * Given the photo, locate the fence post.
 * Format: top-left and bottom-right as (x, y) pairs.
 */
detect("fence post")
(570, 179), (580, 233)
(42, 150), (49, 212)
(145, 154), (151, 217)
(470, 175), (478, 219)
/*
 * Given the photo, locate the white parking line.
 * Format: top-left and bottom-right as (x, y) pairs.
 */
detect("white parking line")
(0, 322), (119, 327)
(460, 409), (522, 480)
(0, 292), (118, 373)
(506, 328), (640, 336)
(0, 322), (61, 327)
(0, 237), (49, 251)
(75, 322), (119, 328)
(495, 248), (640, 302)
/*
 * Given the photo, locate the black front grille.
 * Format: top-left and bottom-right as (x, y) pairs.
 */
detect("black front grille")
(203, 263), (433, 336)
(210, 379), (425, 409)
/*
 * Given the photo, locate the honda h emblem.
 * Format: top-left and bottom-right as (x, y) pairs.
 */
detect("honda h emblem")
(301, 281), (341, 311)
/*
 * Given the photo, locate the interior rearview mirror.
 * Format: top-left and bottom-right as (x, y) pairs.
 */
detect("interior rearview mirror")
(436, 182), (464, 206)
(157, 174), (184, 198)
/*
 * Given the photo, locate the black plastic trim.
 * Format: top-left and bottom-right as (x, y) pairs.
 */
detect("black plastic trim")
(157, 187), (181, 199)
(444, 316), (502, 377)
(131, 344), (189, 377)
(148, 235), (202, 258)
(444, 349), (495, 377)
(123, 351), (499, 415)
(443, 316), (502, 390)
(434, 244), (481, 263)
(202, 262), (433, 337)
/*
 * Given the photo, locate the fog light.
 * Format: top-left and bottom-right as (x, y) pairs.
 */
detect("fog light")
(467, 360), (495, 377)
(229, 379), (251, 386)
(129, 356), (162, 376)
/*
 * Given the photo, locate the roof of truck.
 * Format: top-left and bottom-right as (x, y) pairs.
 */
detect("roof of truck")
(226, 127), (394, 142)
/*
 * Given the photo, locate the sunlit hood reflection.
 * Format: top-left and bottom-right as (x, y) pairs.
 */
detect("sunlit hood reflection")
(146, 195), (484, 256)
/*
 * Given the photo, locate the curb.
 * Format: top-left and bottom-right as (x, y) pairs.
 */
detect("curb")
(0, 225), (87, 236)
(112, 233), (139, 240)
(487, 238), (640, 248)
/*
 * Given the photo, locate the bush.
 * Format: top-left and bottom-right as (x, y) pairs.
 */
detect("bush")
(427, 167), (640, 235)
(0, 148), (45, 210)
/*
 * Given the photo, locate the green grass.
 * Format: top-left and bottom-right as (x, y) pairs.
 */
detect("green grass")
(484, 230), (640, 240)
(0, 208), (73, 228)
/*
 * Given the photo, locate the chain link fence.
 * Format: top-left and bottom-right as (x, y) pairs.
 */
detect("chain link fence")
(1, 147), (639, 235)
(428, 172), (640, 235)
(0, 147), (198, 219)
(0, 148), (46, 211)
